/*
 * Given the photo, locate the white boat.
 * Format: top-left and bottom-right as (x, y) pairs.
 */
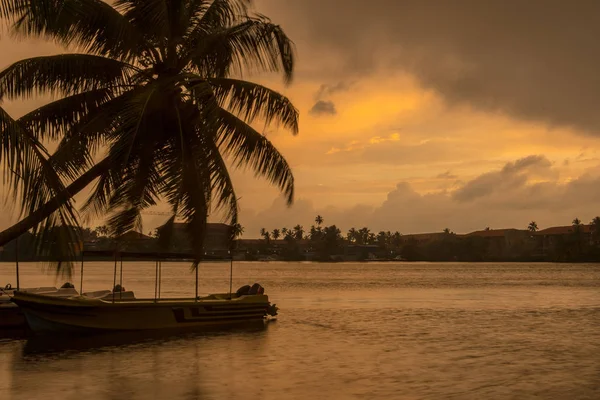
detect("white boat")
(1, 284), (80, 329)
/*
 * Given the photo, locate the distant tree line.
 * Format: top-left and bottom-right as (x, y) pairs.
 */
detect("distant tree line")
(247, 215), (600, 262)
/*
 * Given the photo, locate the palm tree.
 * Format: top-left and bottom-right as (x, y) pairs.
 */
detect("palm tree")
(443, 228), (450, 234)
(281, 227), (288, 236)
(528, 221), (538, 232)
(272, 228), (280, 240)
(95, 225), (110, 238)
(391, 231), (402, 248)
(367, 232), (376, 245)
(590, 216), (600, 244)
(0, 0), (298, 264)
(315, 215), (324, 227)
(293, 224), (304, 240)
(357, 227), (370, 245)
(260, 228), (270, 242)
(571, 217), (584, 255)
(347, 227), (357, 243)
(376, 231), (387, 248)
(231, 223), (244, 239)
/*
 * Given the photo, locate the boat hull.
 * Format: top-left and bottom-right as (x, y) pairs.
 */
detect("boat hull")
(12, 291), (274, 334)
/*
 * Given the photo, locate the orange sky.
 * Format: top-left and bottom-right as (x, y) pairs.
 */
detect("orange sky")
(1, 1), (600, 237)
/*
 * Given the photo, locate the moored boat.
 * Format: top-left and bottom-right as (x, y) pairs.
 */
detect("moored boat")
(12, 289), (278, 334)
(8, 250), (279, 335)
(1, 284), (80, 329)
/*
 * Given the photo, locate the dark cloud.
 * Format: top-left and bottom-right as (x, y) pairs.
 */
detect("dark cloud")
(309, 100), (337, 116)
(259, 0), (600, 134)
(453, 155), (552, 202)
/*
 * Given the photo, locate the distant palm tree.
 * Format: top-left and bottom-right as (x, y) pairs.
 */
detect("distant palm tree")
(528, 221), (538, 232)
(347, 227), (357, 243)
(590, 216), (600, 243)
(231, 223), (244, 239)
(95, 225), (110, 237)
(0, 0), (298, 264)
(443, 228), (451, 234)
(315, 215), (324, 227)
(293, 225), (304, 240)
(272, 228), (281, 240)
(571, 218), (584, 255)
(283, 230), (294, 241)
(281, 227), (288, 236)
(358, 227), (370, 245)
(392, 231), (402, 247)
(367, 232), (376, 245)
(260, 228), (271, 242)
(377, 231), (387, 247)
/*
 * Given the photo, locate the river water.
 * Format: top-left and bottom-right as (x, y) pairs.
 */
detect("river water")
(0, 261), (599, 399)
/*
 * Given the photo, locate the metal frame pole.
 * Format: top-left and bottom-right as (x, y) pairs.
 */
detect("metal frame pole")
(229, 254), (233, 300)
(80, 251), (84, 294)
(158, 261), (162, 300)
(154, 260), (158, 302)
(15, 237), (19, 291)
(195, 262), (199, 301)
(119, 256), (123, 301)
(112, 252), (117, 304)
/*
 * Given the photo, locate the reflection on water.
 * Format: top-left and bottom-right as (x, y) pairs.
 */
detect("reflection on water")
(1, 262), (599, 399)
(21, 321), (271, 356)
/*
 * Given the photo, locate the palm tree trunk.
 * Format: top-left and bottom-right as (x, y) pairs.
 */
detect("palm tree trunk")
(0, 158), (110, 246)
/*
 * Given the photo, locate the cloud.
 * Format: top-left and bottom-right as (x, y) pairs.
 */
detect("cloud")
(259, 0), (600, 134)
(453, 155), (554, 202)
(309, 100), (337, 116)
(314, 81), (353, 100)
(239, 155), (600, 236)
(437, 171), (458, 180)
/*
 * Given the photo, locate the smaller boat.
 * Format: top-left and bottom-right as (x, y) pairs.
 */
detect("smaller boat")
(1, 283), (80, 329)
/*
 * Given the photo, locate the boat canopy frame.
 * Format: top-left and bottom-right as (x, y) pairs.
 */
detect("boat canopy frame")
(79, 250), (235, 303)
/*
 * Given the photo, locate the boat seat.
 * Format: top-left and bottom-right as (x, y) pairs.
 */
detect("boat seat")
(52, 288), (80, 297)
(24, 287), (58, 293)
(83, 290), (112, 299)
(100, 291), (136, 300)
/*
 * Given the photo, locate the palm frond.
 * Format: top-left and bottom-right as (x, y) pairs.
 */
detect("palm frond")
(18, 87), (117, 141)
(0, 54), (138, 100)
(188, 0), (249, 32)
(186, 17), (295, 82)
(115, 0), (170, 47)
(2, 0), (147, 62)
(80, 85), (162, 220)
(205, 136), (238, 224)
(81, 164), (123, 220)
(0, 105), (39, 194)
(0, 106), (81, 276)
(213, 107), (294, 205)
(207, 77), (298, 133)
